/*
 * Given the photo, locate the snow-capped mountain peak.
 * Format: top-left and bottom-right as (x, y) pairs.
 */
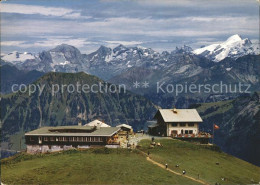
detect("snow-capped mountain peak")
(1, 51), (36, 64)
(193, 34), (259, 62)
(113, 44), (128, 52)
(225, 34), (242, 44)
(112, 44), (129, 57)
(172, 45), (193, 54)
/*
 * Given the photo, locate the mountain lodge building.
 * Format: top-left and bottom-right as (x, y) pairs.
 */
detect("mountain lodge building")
(149, 108), (204, 137)
(25, 125), (121, 154)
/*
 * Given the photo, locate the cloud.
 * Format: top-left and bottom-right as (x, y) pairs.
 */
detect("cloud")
(34, 38), (93, 48)
(1, 38), (96, 49)
(1, 1), (258, 53)
(1, 41), (27, 46)
(136, 0), (255, 8)
(105, 40), (143, 45)
(1, 14), (258, 39)
(0, 3), (91, 19)
(1, 13), (258, 53)
(2, 15), (257, 37)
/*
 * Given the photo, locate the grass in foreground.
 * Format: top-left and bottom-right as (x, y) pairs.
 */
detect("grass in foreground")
(1, 148), (199, 185)
(139, 139), (260, 185)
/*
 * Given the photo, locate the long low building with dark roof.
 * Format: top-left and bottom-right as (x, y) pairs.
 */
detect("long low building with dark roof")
(25, 125), (121, 153)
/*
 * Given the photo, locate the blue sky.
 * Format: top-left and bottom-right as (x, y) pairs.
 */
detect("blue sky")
(1, 0), (259, 54)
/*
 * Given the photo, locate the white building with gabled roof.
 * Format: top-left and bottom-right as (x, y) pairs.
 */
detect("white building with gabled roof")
(116, 124), (133, 132)
(84, 119), (111, 128)
(151, 108), (203, 137)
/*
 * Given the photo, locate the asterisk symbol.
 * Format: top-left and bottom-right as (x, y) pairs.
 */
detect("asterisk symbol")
(142, 81), (149, 88)
(133, 81), (140, 88)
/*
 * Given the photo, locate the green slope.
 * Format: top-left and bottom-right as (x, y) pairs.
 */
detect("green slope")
(2, 139), (260, 185)
(139, 139), (260, 185)
(1, 148), (199, 185)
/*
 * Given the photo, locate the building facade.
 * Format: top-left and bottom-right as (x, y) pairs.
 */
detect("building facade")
(25, 125), (121, 153)
(150, 108), (203, 137)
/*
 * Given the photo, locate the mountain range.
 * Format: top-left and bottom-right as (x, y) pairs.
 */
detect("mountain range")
(1, 35), (259, 81)
(110, 54), (260, 107)
(1, 51), (36, 64)
(1, 35), (259, 108)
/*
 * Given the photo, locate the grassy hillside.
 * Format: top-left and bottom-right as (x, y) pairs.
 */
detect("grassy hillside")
(1, 148), (198, 185)
(2, 139), (260, 184)
(139, 139), (260, 185)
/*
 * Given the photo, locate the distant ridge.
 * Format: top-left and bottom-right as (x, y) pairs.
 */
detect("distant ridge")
(1, 35), (259, 79)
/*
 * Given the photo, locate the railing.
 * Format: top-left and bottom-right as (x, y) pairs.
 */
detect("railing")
(172, 133), (212, 138)
(107, 141), (120, 145)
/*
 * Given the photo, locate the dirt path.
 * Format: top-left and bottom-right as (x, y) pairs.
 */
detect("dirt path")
(138, 150), (209, 185)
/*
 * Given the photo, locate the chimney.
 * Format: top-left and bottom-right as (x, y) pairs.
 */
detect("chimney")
(96, 122), (101, 129)
(78, 120), (82, 126)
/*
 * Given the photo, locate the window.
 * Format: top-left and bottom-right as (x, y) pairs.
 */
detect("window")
(44, 137), (48, 141)
(189, 130), (193, 134)
(50, 137), (55, 141)
(94, 137), (100, 142)
(185, 130), (189, 134)
(83, 137), (86, 142)
(69, 137), (73, 141)
(180, 123), (186, 127)
(188, 123), (194, 127)
(30, 137), (34, 141)
(171, 123), (177, 127)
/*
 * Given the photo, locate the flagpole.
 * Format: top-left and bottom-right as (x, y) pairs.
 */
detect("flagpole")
(212, 124), (214, 145)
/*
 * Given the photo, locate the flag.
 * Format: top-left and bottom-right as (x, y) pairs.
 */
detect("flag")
(214, 124), (220, 130)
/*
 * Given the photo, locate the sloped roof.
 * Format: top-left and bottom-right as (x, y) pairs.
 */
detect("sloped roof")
(84, 119), (111, 127)
(25, 126), (120, 137)
(148, 123), (159, 128)
(49, 125), (95, 131)
(116, 124), (132, 130)
(155, 109), (203, 123)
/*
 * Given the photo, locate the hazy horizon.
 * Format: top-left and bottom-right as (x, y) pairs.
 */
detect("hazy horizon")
(1, 0), (259, 54)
